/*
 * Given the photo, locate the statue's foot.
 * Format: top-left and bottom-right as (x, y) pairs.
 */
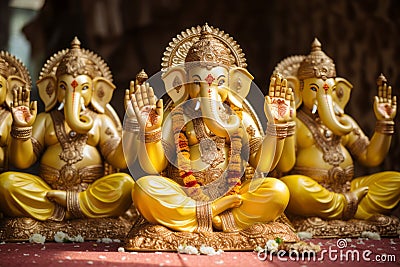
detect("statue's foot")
(212, 215), (222, 230)
(342, 186), (368, 220)
(353, 186), (369, 201)
(212, 194), (242, 216)
(46, 190), (67, 207)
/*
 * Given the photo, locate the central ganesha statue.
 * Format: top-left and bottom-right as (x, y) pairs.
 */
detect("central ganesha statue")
(124, 24), (301, 251)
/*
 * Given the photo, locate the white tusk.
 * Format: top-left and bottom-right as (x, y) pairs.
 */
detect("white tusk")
(194, 99), (201, 111)
(311, 103), (318, 114)
(57, 101), (64, 111)
(81, 101), (86, 111)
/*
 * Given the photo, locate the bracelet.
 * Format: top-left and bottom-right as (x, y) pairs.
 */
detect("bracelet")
(194, 201), (213, 233)
(287, 121), (296, 137)
(123, 119), (139, 133)
(11, 126), (32, 141)
(140, 129), (162, 143)
(265, 122), (288, 139)
(67, 190), (85, 219)
(375, 120), (395, 135)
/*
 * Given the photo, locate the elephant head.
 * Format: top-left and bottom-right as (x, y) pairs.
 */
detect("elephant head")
(275, 39), (353, 136)
(162, 24), (253, 138)
(0, 51), (32, 109)
(37, 37), (116, 134)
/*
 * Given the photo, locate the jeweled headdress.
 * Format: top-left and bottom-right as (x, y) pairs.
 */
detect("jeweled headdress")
(161, 23), (247, 71)
(0, 51), (32, 88)
(297, 38), (336, 80)
(39, 37), (112, 81)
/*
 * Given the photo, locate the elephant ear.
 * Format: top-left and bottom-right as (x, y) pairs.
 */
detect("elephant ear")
(91, 77), (116, 114)
(286, 75), (302, 109)
(228, 67), (254, 108)
(162, 65), (188, 104)
(334, 77), (353, 110)
(37, 74), (58, 112)
(5, 75), (27, 108)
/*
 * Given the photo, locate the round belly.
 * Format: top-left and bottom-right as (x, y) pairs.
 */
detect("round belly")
(41, 144), (103, 170)
(295, 145), (354, 170)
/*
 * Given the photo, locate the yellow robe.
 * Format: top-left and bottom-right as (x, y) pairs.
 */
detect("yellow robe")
(0, 171), (134, 221)
(133, 175), (289, 232)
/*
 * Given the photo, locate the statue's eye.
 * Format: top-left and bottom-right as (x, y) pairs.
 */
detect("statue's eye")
(218, 79), (225, 86)
(60, 84), (66, 90)
(0, 84), (2, 88)
(310, 86), (317, 92)
(82, 85), (89, 91)
(194, 80), (200, 86)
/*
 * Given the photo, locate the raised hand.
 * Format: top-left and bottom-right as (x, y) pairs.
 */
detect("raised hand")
(264, 74), (295, 124)
(130, 82), (163, 132)
(11, 86), (37, 127)
(373, 79), (397, 121)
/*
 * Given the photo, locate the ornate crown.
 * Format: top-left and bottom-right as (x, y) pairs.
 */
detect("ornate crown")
(161, 23), (247, 71)
(39, 37), (112, 81)
(297, 38), (336, 80)
(0, 51), (32, 88)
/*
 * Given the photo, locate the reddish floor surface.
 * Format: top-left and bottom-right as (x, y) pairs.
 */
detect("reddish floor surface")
(0, 238), (398, 266)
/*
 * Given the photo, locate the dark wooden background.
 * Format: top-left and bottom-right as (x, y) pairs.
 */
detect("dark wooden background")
(19, 0), (400, 176)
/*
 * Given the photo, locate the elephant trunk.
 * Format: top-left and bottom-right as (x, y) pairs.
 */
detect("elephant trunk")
(65, 91), (93, 134)
(199, 84), (240, 138)
(317, 92), (353, 136)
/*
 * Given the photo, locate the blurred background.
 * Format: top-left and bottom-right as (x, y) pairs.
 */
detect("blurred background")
(1, 0), (399, 176)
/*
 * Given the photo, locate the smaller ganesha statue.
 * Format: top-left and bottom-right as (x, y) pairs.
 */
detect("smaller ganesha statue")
(273, 38), (399, 237)
(0, 37), (135, 228)
(0, 51), (32, 173)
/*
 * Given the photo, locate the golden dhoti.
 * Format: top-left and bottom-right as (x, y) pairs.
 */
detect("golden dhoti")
(0, 171), (134, 221)
(281, 171), (400, 220)
(132, 175), (289, 232)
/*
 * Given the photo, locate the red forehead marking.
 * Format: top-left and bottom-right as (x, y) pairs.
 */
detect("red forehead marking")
(71, 80), (78, 89)
(205, 74), (215, 86)
(323, 83), (329, 91)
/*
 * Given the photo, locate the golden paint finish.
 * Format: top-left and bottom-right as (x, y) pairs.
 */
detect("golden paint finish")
(126, 24), (298, 251)
(0, 38), (135, 236)
(273, 39), (400, 236)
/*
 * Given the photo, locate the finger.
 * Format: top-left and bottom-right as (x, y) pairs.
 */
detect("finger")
(275, 76), (282, 97)
(265, 95), (272, 105)
(382, 83), (387, 100)
(30, 101), (37, 117)
(135, 85), (144, 108)
(129, 81), (136, 94)
(130, 94), (141, 117)
(148, 86), (156, 106)
(387, 85), (392, 103)
(13, 87), (18, 108)
(378, 83), (383, 99)
(378, 84), (383, 103)
(155, 99), (163, 116)
(124, 89), (130, 110)
(281, 79), (287, 97)
(269, 77), (276, 97)
(393, 95), (397, 110)
(286, 87), (293, 101)
(18, 87), (23, 106)
(24, 87), (30, 106)
(142, 83), (149, 106)
(374, 96), (379, 107)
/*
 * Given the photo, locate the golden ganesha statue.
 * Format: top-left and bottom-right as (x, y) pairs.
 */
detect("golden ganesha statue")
(273, 38), (400, 237)
(0, 51), (32, 173)
(124, 24), (302, 251)
(0, 38), (136, 240)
